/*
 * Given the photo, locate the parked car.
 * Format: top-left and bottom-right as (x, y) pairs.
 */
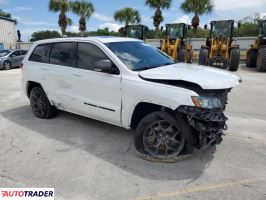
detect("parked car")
(0, 49), (27, 70)
(22, 37), (240, 161)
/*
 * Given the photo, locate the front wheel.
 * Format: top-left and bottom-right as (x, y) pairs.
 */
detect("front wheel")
(30, 86), (57, 119)
(228, 48), (240, 71)
(177, 48), (186, 62)
(256, 47), (266, 72)
(135, 111), (188, 160)
(199, 48), (208, 66)
(3, 61), (11, 70)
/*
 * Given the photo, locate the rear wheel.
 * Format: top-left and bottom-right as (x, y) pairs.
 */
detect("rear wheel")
(135, 111), (190, 160)
(3, 61), (11, 70)
(177, 48), (186, 62)
(246, 50), (257, 68)
(199, 48), (208, 66)
(228, 48), (240, 71)
(30, 86), (57, 119)
(256, 47), (266, 72)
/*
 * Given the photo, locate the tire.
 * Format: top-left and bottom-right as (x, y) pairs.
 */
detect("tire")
(199, 48), (208, 66)
(228, 48), (240, 71)
(246, 50), (257, 68)
(134, 111), (194, 160)
(256, 47), (266, 72)
(3, 61), (11, 70)
(177, 48), (186, 62)
(30, 86), (57, 119)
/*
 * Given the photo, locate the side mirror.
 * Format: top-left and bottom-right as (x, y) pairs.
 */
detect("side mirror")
(187, 25), (191, 30)
(161, 26), (164, 31)
(237, 22), (241, 28)
(204, 24), (208, 30)
(94, 59), (118, 74)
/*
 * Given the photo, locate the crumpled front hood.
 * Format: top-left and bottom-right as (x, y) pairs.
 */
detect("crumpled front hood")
(139, 63), (241, 89)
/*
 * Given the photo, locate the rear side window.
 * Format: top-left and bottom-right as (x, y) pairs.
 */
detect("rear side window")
(50, 42), (75, 67)
(29, 44), (52, 63)
(77, 43), (108, 70)
(21, 50), (27, 55)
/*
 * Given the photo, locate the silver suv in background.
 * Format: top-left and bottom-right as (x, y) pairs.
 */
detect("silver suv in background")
(0, 49), (27, 70)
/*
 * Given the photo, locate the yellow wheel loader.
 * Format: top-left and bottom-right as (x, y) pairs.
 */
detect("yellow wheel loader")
(118, 24), (148, 40)
(161, 23), (193, 63)
(246, 20), (266, 72)
(199, 20), (240, 71)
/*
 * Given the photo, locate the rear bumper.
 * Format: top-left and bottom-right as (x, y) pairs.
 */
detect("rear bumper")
(177, 105), (227, 149)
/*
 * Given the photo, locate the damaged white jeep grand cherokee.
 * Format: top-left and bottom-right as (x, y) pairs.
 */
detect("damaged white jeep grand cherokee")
(22, 37), (240, 161)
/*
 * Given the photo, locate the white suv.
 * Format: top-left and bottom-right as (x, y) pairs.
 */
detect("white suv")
(22, 37), (240, 161)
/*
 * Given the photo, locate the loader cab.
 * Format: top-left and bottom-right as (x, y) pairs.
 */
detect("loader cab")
(210, 20), (234, 38)
(165, 23), (187, 40)
(260, 20), (266, 37)
(127, 25), (148, 40)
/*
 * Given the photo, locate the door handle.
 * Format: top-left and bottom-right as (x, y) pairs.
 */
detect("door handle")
(73, 71), (82, 77)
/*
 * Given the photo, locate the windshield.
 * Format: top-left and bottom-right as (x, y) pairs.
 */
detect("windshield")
(106, 41), (174, 71)
(0, 50), (11, 57)
(167, 25), (184, 39)
(211, 21), (232, 37)
(127, 27), (142, 39)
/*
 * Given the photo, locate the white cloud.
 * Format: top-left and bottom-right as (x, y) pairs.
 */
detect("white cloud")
(0, 0), (7, 4)
(5, 6), (32, 11)
(68, 25), (79, 32)
(93, 12), (111, 22)
(99, 23), (122, 32)
(214, 0), (266, 11)
(14, 16), (56, 26)
(174, 15), (191, 24)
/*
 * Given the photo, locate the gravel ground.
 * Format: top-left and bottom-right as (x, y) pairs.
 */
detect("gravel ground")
(0, 65), (266, 200)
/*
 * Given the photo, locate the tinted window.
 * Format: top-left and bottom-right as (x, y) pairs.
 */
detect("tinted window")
(29, 44), (52, 63)
(11, 51), (21, 57)
(50, 42), (75, 67)
(21, 50), (27, 55)
(77, 43), (108, 70)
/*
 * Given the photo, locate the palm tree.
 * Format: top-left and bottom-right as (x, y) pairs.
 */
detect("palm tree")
(114, 7), (141, 27)
(181, 0), (213, 30)
(0, 9), (12, 19)
(145, 0), (172, 31)
(70, 0), (94, 36)
(49, 0), (70, 35)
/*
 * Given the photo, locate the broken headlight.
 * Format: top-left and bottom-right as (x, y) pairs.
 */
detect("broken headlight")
(191, 96), (222, 109)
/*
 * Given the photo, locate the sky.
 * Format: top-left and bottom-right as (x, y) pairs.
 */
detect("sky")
(0, 0), (266, 41)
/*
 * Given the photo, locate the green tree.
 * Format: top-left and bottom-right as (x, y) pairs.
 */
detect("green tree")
(145, 0), (172, 31)
(114, 7), (141, 27)
(236, 23), (260, 37)
(48, 0), (71, 35)
(181, 0), (213, 30)
(30, 30), (61, 42)
(0, 9), (12, 19)
(187, 27), (209, 38)
(70, 0), (94, 36)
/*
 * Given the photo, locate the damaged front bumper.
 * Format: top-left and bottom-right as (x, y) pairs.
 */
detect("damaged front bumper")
(178, 105), (228, 149)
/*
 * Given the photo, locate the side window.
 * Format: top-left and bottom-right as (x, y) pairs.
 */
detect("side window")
(50, 42), (75, 67)
(29, 44), (52, 63)
(10, 51), (21, 57)
(77, 43), (109, 71)
(21, 50), (27, 55)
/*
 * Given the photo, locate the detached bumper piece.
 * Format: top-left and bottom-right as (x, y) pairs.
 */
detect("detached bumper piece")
(178, 105), (228, 148)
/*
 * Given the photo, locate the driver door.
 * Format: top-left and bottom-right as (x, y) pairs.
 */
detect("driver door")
(70, 42), (122, 125)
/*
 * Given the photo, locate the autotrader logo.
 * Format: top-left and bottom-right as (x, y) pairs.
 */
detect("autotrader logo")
(0, 188), (54, 199)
